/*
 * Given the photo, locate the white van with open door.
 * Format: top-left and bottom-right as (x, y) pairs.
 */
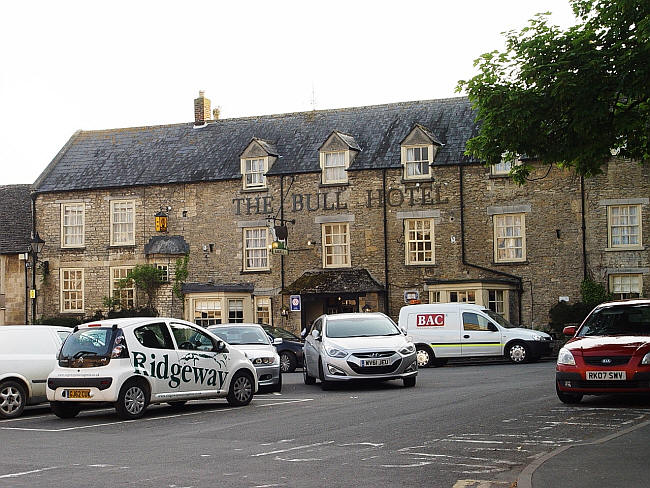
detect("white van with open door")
(398, 303), (552, 366)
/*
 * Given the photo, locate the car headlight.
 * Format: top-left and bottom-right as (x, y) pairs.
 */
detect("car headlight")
(557, 348), (576, 366)
(252, 357), (276, 365)
(641, 352), (650, 365)
(399, 344), (416, 355)
(326, 347), (348, 358)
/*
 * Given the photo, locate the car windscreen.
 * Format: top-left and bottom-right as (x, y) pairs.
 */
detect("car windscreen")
(263, 326), (300, 341)
(325, 317), (401, 338)
(578, 304), (650, 337)
(209, 326), (270, 345)
(483, 309), (517, 328)
(60, 327), (114, 358)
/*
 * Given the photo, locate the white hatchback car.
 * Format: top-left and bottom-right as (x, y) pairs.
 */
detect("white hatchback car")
(46, 318), (257, 419)
(303, 313), (418, 390)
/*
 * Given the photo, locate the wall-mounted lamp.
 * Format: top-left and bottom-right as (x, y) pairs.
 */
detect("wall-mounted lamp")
(155, 209), (168, 232)
(280, 305), (289, 317)
(29, 232), (46, 324)
(362, 303), (372, 313)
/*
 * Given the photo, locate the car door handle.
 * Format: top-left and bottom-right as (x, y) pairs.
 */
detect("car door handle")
(463, 334), (470, 339)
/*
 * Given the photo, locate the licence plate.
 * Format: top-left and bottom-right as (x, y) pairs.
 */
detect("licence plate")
(586, 371), (626, 380)
(361, 359), (390, 367)
(66, 389), (91, 399)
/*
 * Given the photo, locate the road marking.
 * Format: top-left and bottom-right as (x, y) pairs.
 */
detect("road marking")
(0, 467), (58, 479)
(251, 441), (335, 457)
(255, 399), (313, 407)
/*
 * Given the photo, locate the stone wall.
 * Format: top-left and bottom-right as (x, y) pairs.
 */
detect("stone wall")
(0, 254), (28, 325)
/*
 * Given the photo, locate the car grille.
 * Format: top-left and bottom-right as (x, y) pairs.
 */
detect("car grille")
(352, 351), (395, 359)
(583, 356), (631, 366)
(348, 358), (402, 374)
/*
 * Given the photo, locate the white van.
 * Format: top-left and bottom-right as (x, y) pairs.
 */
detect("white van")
(0, 325), (71, 418)
(47, 318), (258, 420)
(398, 303), (552, 367)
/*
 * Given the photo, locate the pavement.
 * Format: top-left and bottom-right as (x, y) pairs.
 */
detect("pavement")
(518, 418), (650, 488)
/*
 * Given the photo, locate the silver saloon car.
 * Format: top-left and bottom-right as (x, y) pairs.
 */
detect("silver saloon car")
(208, 323), (282, 393)
(302, 313), (418, 390)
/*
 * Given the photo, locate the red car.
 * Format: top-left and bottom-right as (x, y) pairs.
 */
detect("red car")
(556, 299), (650, 404)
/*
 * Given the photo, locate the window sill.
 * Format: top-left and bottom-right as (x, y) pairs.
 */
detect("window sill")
(401, 177), (434, 185)
(319, 182), (350, 188)
(240, 187), (269, 193)
(322, 265), (352, 269)
(60, 310), (85, 315)
(60, 246), (86, 251)
(492, 260), (529, 266)
(108, 245), (136, 249)
(604, 246), (645, 252)
(406, 263), (438, 267)
(488, 174), (511, 179)
(241, 269), (272, 274)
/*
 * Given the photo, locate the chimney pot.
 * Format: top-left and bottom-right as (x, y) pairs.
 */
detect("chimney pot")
(194, 90), (211, 125)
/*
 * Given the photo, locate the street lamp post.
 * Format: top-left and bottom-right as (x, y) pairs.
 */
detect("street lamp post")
(30, 232), (45, 324)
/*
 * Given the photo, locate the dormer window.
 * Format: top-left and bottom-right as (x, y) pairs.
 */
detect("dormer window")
(319, 131), (360, 185)
(240, 138), (278, 191)
(243, 157), (268, 189)
(400, 124), (441, 181)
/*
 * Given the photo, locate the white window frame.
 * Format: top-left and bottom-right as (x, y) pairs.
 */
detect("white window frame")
(110, 199), (135, 246)
(228, 299), (244, 323)
(60, 268), (84, 313)
(243, 227), (270, 271)
(488, 289), (505, 314)
(449, 290), (476, 303)
(494, 213), (526, 263)
(110, 266), (135, 309)
(608, 205), (642, 249)
(320, 150), (348, 184)
(241, 156), (268, 190)
(490, 156), (521, 176)
(609, 274), (643, 300)
(405, 218), (435, 265)
(156, 263), (169, 282)
(322, 223), (351, 268)
(61, 202), (85, 248)
(401, 145), (432, 180)
(194, 298), (223, 326)
(255, 296), (272, 325)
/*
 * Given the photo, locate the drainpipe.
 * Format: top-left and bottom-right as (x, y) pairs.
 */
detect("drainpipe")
(382, 169), (390, 316)
(280, 175), (286, 291)
(580, 176), (587, 280)
(459, 164), (524, 324)
(30, 192), (37, 324)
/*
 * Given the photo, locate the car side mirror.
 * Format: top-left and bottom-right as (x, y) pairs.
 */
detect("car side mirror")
(312, 330), (321, 341)
(213, 340), (227, 353)
(400, 327), (407, 335)
(273, 337), (283, 345)
(489, 324), (498, 332)
(563, 326), (577, 336)
(300, 328), (307, 339)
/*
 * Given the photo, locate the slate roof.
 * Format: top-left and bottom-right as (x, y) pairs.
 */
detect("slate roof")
(182, 282), (255, 294)
(34, 97), (478, 193)
(283, 268), (385, 295)
(144, 235), (190, 255)
(0, 185), (32, 254)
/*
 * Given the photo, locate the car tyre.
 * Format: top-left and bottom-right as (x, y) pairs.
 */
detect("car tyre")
(50, 401), (81, 419)
(0, 380), (27, 419)
(280, 352), (298, 373)
(226, 370), (254, 407)
(272, 373), (283, 393)
(116, 380), (149, 420)
(318, 360), (334, 391)
(416, 345), (433, 368)
(506, 342), (530, 364)
(556, 383), (583, 404)
(303, 363), (316, 385)
(403, 376), (416, 387)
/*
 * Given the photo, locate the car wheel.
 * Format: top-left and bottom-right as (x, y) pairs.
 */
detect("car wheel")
(0, 380), (27, 419)
(403, 376), (416, 388)
(280, 352), (298, 373)
(318, 360), (334, 391)
(50, 401), (81, 419)
(556, 383), (583, 404)
(416, 345), (433, 368)
(272, 373), (283, 393)
(116, 380), (149, 420)
(506, 342), (529, 364)
(227, 371), (254, 407)
(303, 362), (316, 385)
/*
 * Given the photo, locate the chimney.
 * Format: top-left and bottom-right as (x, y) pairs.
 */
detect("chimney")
(194, 90), (211, 125)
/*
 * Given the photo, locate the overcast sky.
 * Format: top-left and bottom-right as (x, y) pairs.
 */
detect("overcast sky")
(0, 0), (576, 185)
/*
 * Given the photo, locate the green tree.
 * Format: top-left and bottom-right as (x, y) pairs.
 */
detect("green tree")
(172, 254), (189, 301)
(457, 0), (650, 183)
(120, 265), (165, 312)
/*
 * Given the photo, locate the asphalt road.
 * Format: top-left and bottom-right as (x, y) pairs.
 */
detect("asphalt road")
(1, 359), (649, 488)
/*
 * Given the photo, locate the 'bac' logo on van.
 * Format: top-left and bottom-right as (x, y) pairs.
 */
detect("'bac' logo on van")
(416, 313), (445, 327)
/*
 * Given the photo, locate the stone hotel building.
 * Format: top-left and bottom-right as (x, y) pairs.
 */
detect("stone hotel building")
(28, 92), (649, 333)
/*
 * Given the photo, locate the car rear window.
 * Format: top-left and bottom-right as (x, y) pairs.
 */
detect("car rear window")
(579, 304), (650, 336)
(60, 327), (114, 359)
